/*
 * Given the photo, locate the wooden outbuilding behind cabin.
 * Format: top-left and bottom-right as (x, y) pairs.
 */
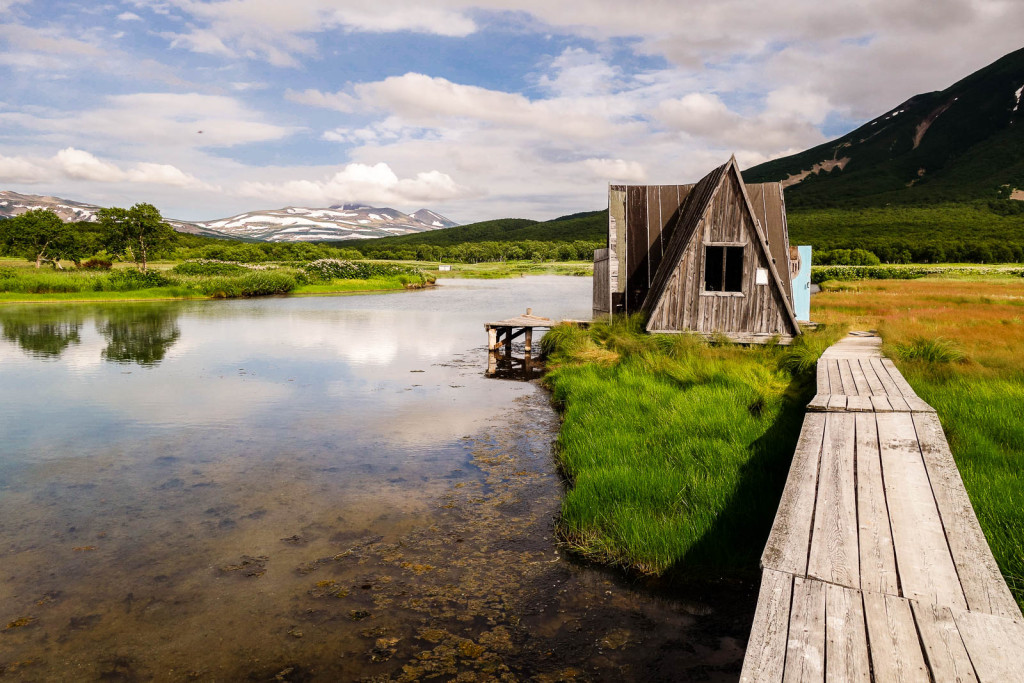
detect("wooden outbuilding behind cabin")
(593, 157), (801, 344)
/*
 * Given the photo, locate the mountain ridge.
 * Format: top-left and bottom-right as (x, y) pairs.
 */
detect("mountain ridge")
(0, 190), (457, 242)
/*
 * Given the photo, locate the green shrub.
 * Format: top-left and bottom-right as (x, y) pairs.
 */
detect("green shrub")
(80, 258), (113, 270)
(196, 271), (297, 298)
(102, 268), (173, 291)
(302, 259), (421, 281)
(172, 260), (249, 276)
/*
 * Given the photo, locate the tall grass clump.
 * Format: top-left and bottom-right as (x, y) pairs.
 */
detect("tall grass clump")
(194, 271), (297, 298)
(891, 337), (965, 364)
(543, 319), (836, 575)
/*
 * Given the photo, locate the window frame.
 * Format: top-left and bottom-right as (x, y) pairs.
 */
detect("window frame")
(701, 241), (747, 297)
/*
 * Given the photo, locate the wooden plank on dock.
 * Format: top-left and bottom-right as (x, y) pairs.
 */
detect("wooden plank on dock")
(808, 413), (859, 588)
(913, 412), (1021, 618)
(858, 358), (886, 396)
(877, 411), (967, 609)
(816, 362), (830, 394)
(846, 395), (874, 412)
(863, 592), (930, 683)
(910, 601), (978, 683)
(827, 359), (844, 396)
(856, 413), (898, 596)
(887, 395), (912, 412)
(807, 394), (830, 412)
(762, 413), (825, 576)
(869, 357), (902, 396)
(869, 395), (893, 413)
(827, 394), (848, 411)
(825, 582), (870, 682)
(739, 569), (792, 683)
(950, 607), (1024, 683)
(838, 359), (858, 396)
(783, 576), (825, 683)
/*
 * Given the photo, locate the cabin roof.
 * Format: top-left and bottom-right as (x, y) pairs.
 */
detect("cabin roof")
(639, 156), (801, 335)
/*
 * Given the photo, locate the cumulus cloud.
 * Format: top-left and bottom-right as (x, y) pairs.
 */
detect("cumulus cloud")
(0, 153), (49, 184)
(55, 147), (126, 182)
(117, 11), (143, 21)
(0, 148), (216, 190)
(238, 162), (473, 206)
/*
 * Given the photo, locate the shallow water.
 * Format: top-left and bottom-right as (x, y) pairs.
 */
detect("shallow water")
(0, 277), (754, 681)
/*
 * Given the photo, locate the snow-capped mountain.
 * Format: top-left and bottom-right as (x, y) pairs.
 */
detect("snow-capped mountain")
(196, 204), (457, 242)
(0, 191), (457, 242)
(0, 190), (105, 224)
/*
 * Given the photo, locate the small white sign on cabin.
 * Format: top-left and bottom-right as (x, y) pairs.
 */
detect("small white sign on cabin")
(438, 264), (452, 271)
(755, 268), (769, 285)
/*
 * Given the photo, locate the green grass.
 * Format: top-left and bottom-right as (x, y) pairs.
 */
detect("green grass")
(0, 260), (434, 302)
(541, 316), (844, 575)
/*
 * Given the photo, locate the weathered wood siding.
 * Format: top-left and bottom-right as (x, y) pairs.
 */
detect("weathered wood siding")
(608, 186), (627, 314)
(646, 173), (792, 335)
(747, 182), (792, 300)
(592, 248), (610, 318)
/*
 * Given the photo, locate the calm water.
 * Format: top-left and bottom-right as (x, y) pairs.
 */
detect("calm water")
(0, 277), (753, 682)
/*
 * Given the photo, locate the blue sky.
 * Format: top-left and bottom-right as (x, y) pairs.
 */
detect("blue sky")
(1, 1), (1022, 223)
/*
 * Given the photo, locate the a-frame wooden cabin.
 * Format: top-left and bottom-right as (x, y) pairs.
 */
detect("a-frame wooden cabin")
(592, 157), (801, 344)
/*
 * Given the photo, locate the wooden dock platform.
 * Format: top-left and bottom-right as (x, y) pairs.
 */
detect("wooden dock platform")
(741, 332), (1024, 682)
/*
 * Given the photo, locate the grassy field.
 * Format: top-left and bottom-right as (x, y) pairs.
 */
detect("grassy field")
(541, 316), (842, 576)
(812, 277), (1024, 607)
(0, 258), (434, 302)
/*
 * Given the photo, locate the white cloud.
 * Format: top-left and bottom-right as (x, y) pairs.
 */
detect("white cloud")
(581, 158), (647, 184)
(55, 147), (126, 182)
(117, 11), (143, 21)
(238, 162), (473, 206)
(0, 154), (49, 183)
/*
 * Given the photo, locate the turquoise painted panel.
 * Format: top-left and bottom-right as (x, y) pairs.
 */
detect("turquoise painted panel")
(793, 245), (812, 321)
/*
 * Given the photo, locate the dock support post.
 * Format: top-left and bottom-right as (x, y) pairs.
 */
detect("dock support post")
(524, 328), (532, 353)
(487, 327), (497, 352)
(504, 326), (512, 356)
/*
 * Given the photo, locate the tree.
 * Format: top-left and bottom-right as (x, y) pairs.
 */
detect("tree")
(0, 209), (83, 268)
(98, 203), (175, 272)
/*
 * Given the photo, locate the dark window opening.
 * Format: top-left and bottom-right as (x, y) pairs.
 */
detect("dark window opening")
(703, 245), (745, 292)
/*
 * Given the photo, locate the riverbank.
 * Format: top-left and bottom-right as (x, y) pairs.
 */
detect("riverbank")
(540, 316), (843, 577)
(0, 258), (435, 303)
(812, 276), (1024, 608)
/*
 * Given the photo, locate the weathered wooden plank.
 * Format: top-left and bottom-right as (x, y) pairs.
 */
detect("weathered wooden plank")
(827, 359), (844, 396)
(887, 395), (913, 412)
(816, 361), (830, 394)
(847, 358), (871, 396)
(609, 187), (627, 301)
(951, 608), (1024, 683)
(913, 412), (1021, 618)
(869, 395), (894, 413)
(827, 394), (848, 411)
(846, 395), (874, 412)
(877, 411), (967, 609)
(863, 592), (930, 683)
(646, 185), (661, 287)
(859, 358), (886, 396)
(824, 583), (870, 682)
(740, 570), (792, 683)
(910, 602), (979, 683)
(807, 395), (830, 412)
(783, 576), (826, 682)
(869, 357), (902, 396)
(904, 395), (936, 413)
(838, 359), (858, 396)
(881, 358), (920, 398)
(762, 413), (826, 575)
(808, 413), (859, 588)
(625, 185), (649, 313)
(855, 413), (899, 596)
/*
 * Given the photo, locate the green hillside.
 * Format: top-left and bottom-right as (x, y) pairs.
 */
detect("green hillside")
(744, 47), (1024, 209)
(342, 210), (606, 251)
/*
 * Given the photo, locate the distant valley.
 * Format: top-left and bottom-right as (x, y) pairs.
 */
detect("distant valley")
(0, 190), (457, 242)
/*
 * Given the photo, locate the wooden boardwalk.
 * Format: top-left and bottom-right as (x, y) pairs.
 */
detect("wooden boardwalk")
(741, 332), (1024, 682)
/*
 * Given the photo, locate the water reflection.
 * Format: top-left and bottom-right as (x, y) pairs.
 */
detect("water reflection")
(0, 304), (181, 367)
(0, 307), (83, 358)
(97, 305), (181, 366)
(486, 349), (544, 380)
